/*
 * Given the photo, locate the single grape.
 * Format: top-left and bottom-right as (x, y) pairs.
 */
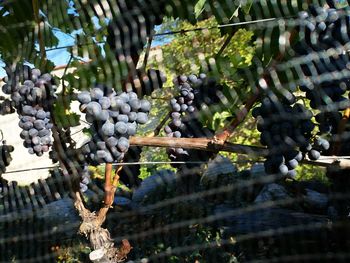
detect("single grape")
(101, 121), (115, 137)
(117, 137), (129, 152)
(115, 121), (127, 134)
(140, 99), (151, 112)
(136, 112), (148, 124)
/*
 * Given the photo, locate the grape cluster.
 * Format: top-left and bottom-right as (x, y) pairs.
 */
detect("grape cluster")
(192, 74), (224, 109)
(294, 6), (350, 153)
(164, 74), (215, 167)
(1, 67), (57, 156)
(0, 97), (15, 115)
(79, 165), (90, 193)
(294, 6), (350, 55)
(119, 146), (143, 187)
(78, 85), (150, 164)
(2, 67), (57, 108)
(164, 75), (198, 158)
(18, 106), (53, 156)
(0, 142), (14, 176)
(253, 95), (329, 176)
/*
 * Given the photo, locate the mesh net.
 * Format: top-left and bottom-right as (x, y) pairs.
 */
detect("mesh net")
(1, 0), (350, 262)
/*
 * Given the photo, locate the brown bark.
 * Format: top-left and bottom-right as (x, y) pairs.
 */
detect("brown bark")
(104, 163), (114, 207)
(74, 192), (131, 262)
(130, 136), (267, 156)
(129, 136), (350, 169)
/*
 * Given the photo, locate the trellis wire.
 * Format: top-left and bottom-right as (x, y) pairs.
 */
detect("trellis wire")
(2, 160), (257, 175)
(41, 17), (279, 53)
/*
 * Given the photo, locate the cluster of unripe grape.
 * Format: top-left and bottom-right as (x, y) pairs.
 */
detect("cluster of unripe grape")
(0, 142), (14, 176)
(1, 67), (56, 156)
(78, 85), (150, 164)
(253, 95), (329, 177)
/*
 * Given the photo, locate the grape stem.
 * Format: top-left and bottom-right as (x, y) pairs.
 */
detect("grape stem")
(141, 32), (154, 71)
(32, 0), (47, 68)
(215, 31), (235, 58)
(150, 112), (171, 137)
(100, 164), (122, 222)
(129, 136), (267, 156)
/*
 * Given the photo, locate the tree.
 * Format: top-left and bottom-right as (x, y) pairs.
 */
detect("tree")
(1, 0), (350, 261)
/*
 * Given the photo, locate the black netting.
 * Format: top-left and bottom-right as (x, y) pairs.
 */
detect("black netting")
(1, 0), (350, 262)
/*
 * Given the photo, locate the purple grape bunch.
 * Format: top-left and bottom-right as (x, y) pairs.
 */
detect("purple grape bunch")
(79, 165), (91, 193)
(1, 66), (57, 156)
(253, 95), (330, 177)
(0, 142), (14, 176)
(295, 6), (350, 150)
(164, 74), (198, 158)
(78, 85), (150, 164)
(0, 97), (15, 115)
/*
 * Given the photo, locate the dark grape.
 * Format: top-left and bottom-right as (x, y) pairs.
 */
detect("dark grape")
(294, 6), (350, 158)
(1, 66), (57, 156)
(164, 73), (216, 168)
(253, 95), (325, 177)
(77, 85), (151, 164)
(0, 142), (14, 176)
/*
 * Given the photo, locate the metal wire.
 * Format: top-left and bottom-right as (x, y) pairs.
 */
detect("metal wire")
(3, 160), (259, 174)
(41, 17), (280, 53)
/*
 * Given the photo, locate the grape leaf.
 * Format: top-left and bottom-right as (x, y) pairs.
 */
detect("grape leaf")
(194, 0), (206, 18)
(52, 95), (80, 129)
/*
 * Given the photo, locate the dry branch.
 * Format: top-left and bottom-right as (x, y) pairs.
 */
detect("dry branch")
(130, 136), (267, 156)
(129, 136), (350, 169)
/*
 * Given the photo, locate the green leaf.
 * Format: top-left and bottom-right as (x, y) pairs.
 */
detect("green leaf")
(82, 127), (92, 137)
(241, 0), (254, 14)
(43, 23), (60, 48)
(44, 0), (77, 33)
(211, 111), (232, 130)
(52, 95), (80, 129)
(194, 0), (206, 18)
(229, 5), (241, 20)
(229, 53), (244, 68)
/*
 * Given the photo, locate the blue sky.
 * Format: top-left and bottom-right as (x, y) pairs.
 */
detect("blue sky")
(0, 24), (172, 78)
